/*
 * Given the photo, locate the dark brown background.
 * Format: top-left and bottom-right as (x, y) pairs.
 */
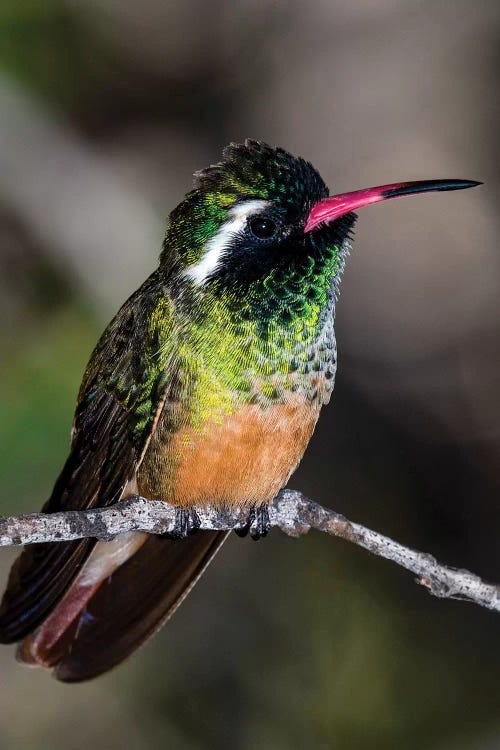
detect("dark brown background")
(0, 1), (499, 748)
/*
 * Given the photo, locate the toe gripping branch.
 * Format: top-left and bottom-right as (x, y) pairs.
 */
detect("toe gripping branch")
(163, 504), (270, 541)
(234, 505), (271, 541)
(167, 508), (202, 539)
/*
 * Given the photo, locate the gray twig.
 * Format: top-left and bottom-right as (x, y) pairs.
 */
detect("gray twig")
(0, 490), (498, 613)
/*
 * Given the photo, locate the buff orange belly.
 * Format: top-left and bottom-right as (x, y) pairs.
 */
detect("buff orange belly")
(137, 399), (321, 507)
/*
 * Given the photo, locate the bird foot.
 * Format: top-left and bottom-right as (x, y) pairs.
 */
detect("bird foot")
(168, 508), (201, 539)
(235, 504), (271, 541)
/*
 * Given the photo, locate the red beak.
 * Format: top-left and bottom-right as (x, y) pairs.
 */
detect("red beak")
(304, 179), (481, 233)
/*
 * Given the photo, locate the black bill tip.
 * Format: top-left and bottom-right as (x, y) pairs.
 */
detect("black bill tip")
(382, 179), (483, 199)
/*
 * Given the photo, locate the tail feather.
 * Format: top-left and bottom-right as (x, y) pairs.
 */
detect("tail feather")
(17, 530), (228, 682)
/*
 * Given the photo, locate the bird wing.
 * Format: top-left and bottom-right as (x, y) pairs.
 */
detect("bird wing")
(0, 275), (174, 643)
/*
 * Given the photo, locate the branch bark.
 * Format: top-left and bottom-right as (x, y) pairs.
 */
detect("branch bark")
(0, 490), (498, 613)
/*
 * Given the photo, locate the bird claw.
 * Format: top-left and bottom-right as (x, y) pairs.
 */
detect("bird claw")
(168, 508), (201, 539)
(234, 505), (271, 541)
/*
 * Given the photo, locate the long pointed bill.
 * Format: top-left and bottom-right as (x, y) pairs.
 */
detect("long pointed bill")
(304, 179), (481, 233)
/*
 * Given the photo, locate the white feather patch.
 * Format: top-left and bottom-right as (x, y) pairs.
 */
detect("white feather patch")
(78, 531), (147, 587)
(185, 199), (269, 284)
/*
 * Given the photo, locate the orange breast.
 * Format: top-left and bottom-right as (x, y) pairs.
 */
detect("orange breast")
(138, 397), (321, 508)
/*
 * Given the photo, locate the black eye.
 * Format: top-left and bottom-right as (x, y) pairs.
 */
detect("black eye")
(249, 216), (277, 239)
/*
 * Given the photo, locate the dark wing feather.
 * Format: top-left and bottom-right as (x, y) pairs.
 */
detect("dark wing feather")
(0, 274), (169, 643)
(0, 391), (138, 642)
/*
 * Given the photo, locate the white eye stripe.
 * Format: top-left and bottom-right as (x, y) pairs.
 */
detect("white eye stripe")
(184, 199), (269, 284)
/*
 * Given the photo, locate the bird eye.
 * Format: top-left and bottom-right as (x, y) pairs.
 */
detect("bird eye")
(249, 216), (277, 239)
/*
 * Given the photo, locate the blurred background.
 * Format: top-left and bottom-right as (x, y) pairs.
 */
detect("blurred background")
(0, 1), (499, 748)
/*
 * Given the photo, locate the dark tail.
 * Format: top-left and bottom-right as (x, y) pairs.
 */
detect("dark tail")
(13, 530), (228, 682)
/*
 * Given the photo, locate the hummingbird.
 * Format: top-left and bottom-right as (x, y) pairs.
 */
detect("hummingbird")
(0, 140), (480, 681)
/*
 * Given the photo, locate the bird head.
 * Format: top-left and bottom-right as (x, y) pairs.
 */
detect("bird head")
(163, 140), (479, 327)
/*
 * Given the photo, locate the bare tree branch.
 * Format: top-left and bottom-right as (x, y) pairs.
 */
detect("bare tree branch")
(0, 490), (498, 613)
